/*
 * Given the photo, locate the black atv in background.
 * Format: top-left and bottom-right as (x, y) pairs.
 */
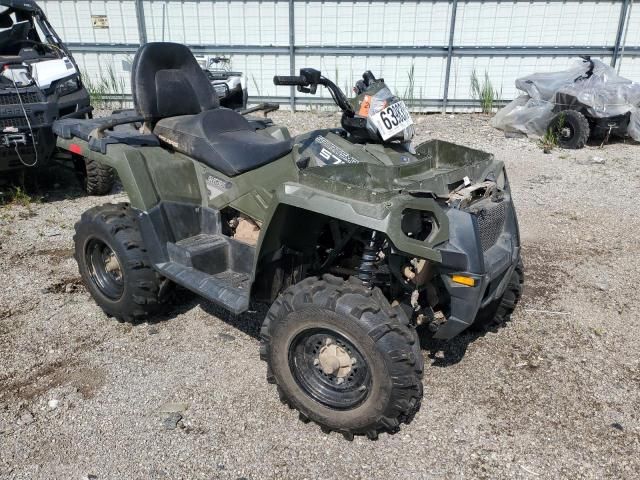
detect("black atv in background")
(0, 0), (114, 195)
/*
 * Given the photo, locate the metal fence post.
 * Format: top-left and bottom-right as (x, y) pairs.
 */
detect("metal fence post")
(612, 0), (630, 67)
(135, 0), (148, 45)
(441, 0), (458, 112)
(289, 0), (296, 111)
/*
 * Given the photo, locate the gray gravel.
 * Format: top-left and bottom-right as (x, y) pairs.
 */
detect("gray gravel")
(1, 112), (639, 479)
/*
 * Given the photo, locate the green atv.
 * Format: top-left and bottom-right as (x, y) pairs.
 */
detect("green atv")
(53, 42), (523, 440)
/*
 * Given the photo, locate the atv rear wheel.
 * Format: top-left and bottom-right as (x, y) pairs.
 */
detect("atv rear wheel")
(74, 154), (115, 195)
(549, 110), (590, 149)
(260, 275), (423, 440)
(74, 203), (169, 322)
(473, 257), (524, 330)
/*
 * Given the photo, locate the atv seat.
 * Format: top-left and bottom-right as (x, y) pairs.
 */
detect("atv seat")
(154, 109), (292, 177)
(132, 42), (292, 177)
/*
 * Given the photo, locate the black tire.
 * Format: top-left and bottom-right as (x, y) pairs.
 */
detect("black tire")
(260, 274), (424, 440)
(74, 203), (168, 322)
(549, 110), (590, 149)
(473, 257), (524, 330)
(82, 156), (115, 196)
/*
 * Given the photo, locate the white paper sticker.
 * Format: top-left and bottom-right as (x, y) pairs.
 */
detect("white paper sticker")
(370, 101), (413, 141)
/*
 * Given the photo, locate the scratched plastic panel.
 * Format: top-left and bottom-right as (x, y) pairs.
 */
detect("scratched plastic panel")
(39, 0), (140, 44)
(295, 2), (451, 47)
(454, 1), (622, 47)
(143, 1), (289, 45)
(448, 55), (613, 102)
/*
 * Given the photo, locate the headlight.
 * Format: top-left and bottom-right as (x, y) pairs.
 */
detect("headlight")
(213, 83), (229, 99)
(56, 77), (81, 96)
(401, 209), (435, 241)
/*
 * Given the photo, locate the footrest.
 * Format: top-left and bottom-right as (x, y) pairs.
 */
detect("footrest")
(155, 261), (250, 314)
(168, 234), (228, 275)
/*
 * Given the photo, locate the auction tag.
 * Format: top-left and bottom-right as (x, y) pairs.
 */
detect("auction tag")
(370, 101), (413, 140)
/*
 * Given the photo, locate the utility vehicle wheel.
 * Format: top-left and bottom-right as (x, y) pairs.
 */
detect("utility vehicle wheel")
(74, 203), (168, 322)
(549, 110), (590, 149)
(473, 257), (524, 330)
(260, 275), (424, 440)
(74, 154), (115, 195)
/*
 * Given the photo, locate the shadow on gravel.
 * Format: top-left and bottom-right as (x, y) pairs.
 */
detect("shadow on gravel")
(586, 136), (639, 149)
(0, 154), (122, 205)
(198, 300), (266, 340)
(418, 327), (487, 367)
(147, 287), (265, 340)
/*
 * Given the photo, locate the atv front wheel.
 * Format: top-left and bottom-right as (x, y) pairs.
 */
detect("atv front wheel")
(260, 275), (423, 440)
(549, 110), (590, 149)
(473, 257), (524, 330)
(74, 203), (169, 322)
(74, 154), (115, 195)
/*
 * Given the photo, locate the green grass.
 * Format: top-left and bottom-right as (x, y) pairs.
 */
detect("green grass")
(403, 64), (416, 109)
(538, 128), (558, 153)
(81, 62), (127, 110)
(539, 112), (565, 153)
(0, 186), (33, 207)
(470, 70), (501, 114)
(250, 74), (261, 98)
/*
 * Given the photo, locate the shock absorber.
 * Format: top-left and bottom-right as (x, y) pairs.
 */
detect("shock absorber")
(358, 231), (382, 287)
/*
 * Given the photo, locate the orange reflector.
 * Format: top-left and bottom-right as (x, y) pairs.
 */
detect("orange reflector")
(451, 275), (475, 287)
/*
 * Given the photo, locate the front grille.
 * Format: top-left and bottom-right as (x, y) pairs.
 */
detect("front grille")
(0, 92), (42, 105)
(0, 114), (42, 131)
(475, 201), (507, 251)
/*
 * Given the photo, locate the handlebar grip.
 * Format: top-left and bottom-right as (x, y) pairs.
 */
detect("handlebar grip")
(273, 75), (307, 86)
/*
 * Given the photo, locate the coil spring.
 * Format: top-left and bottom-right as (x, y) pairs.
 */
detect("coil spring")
(358, 231), (381, 287)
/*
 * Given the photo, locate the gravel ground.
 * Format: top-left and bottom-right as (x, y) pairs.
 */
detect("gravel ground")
(1, 112), (639, 479)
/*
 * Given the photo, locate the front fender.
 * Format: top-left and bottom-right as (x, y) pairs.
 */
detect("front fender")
(256, 182), (449, 263)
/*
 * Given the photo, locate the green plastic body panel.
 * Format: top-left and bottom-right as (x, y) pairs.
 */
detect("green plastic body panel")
(56, 134), (502, 265)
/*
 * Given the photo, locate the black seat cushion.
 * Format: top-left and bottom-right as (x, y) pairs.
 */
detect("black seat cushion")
(153, 109), (293, 177)
(131, 42), (217, 122)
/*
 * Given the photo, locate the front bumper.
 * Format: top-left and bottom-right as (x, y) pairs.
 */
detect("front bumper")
(0, 86), (90, 171)
(432, 193), (520, 339)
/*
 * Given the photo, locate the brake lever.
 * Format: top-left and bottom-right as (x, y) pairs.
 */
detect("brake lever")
(298, 85), (318, 94)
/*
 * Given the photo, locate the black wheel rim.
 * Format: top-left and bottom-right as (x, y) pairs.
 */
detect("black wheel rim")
(289, 328), (371, 410)
(85, 238), (124, 300)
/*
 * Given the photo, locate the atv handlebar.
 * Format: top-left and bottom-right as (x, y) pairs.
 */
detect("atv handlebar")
(274, 68), (354, 115)
(273, 75), (308, 86)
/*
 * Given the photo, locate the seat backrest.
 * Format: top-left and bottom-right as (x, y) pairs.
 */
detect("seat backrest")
(131, 42), (218, 123)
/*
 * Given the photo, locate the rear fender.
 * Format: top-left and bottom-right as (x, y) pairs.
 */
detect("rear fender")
(57, 137), (201, 210)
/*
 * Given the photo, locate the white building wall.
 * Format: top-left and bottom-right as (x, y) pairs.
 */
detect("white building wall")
(36, 0), (639, 109)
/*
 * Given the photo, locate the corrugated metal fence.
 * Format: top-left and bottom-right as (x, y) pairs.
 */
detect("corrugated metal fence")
(38, 0), (639, 110)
